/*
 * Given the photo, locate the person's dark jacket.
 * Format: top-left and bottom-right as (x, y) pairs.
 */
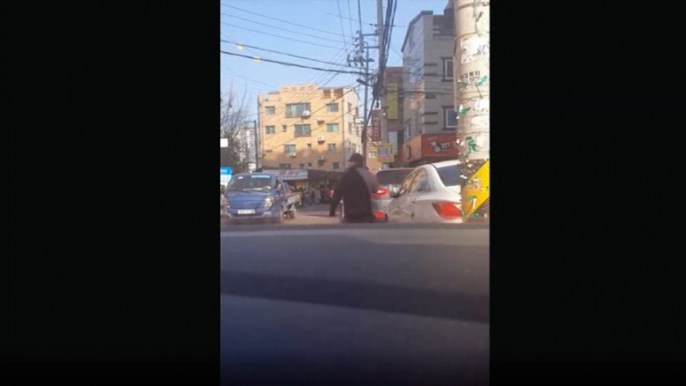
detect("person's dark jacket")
(329, 166), (380, 221)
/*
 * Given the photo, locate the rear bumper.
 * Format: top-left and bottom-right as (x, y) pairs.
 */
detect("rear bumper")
(371, 198), (393, 220)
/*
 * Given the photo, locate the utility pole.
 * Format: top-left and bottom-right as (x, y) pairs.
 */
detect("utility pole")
(376, 0), (388, 168)
(455, 0), (489, 222)
(348, 0), (376, 167)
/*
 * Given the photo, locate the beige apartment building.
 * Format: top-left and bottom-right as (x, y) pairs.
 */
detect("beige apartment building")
(258, 84), (361, 172)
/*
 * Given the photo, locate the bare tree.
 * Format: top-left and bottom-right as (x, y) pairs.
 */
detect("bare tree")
(220, 84), (252, 173)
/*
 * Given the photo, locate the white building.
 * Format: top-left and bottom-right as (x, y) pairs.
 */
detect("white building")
(401, 6), (456, 139)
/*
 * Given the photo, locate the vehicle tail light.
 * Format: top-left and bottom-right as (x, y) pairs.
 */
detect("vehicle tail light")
(371, 188), (388, 199)
(373, 211), (385, 219)
(432, 202), (462, 219)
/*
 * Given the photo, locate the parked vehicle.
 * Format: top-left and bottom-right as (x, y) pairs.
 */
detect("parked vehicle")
(385, 161), (463, 224)
(370, 168), (414, 222)
(224, 173), (296, 224)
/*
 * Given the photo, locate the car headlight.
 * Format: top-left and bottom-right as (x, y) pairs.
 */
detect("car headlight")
(263, 197), (274, 209)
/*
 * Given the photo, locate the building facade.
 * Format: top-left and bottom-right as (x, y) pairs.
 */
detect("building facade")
(400, 6), (456, 142)
(258, 84), (361, 172)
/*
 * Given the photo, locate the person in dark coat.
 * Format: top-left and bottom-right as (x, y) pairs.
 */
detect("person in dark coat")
(329, 153), (380, 223)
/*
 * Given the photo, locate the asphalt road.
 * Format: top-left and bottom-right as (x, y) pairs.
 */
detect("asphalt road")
(220, 222), (489, 385)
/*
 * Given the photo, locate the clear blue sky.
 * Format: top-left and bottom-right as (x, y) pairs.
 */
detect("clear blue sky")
(220, 0), (450, 117)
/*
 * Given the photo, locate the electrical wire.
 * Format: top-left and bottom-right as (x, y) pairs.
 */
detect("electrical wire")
(221, 51), (365, 75)
(325, 12), (407, 28)
(336, 0), (349, 49)
(221, 39), (354, 69)
(221, 13), (347, 45)
(222, 4), (345, 37)
(221, 23), (346, 50)
(346, 0), (355, 40)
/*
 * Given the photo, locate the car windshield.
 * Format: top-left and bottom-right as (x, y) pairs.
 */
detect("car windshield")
(436, 164), (462, 187)
(227, 175), (273, 192)
(376, 170), (413, 186)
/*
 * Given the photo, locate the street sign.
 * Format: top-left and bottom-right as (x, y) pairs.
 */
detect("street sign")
(378, 143), (394, 163)
(220, 167), (232, 187)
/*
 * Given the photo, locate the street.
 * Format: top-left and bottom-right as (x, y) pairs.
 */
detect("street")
(220, 221), (489, 385)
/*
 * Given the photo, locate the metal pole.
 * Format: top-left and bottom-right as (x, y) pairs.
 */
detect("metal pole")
(377, 0), (384, 72)
(358, 0), (369, 166)
(376, 0), (386, 167)
(455, 0), (489, 222)
(361, 49), (369, 166)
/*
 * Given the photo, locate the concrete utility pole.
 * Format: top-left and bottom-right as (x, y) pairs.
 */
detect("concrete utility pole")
(455, 0), (489, 222)
(376, 0), (389, 168)
(349, 0), (376, 167)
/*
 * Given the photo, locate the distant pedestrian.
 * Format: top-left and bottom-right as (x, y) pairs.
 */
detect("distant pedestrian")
(329, 153), (380, 223)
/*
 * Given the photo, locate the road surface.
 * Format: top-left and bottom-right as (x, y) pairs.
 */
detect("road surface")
(220, 222), (489, 385)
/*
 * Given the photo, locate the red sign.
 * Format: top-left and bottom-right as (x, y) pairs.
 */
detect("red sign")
(371, 111), (381, 142)
(421, 134), (457, 158)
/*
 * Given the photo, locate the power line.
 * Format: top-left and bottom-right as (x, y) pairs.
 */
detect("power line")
(221, 23), (346, 50)
(222, 50), (365, 75)
(222, 4), (344, 37)
(221, 13), (346, 45)
(229, 73), (279, 90)
(336, 0), (349, 49)
(325, 12), (407, 28)
(346, 0), (355, 40)
(221, 39), (354, 69)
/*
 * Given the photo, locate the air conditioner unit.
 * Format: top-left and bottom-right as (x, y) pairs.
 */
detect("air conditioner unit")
(317, 136), (325, 142)
(301, 110), (311, 118)
(318, 155), (326, 161)
(288, 152), (297, 158)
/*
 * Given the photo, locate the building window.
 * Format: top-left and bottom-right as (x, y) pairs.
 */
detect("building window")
(285, 103), (311, 118)
(326, 123), (339, 132)
(265, 125), (275, 134)
(308, 162), (313, 167)
(355, 107), (359, 117)
(348, 103), (352, 113)
(299, 163), (305, 169)
(443, 59), (454, 80)
(332, 162), (340, 170)
(279, 163), (291, 169)
(294, 124), (311, 137)
(444, 108), (458, 128)
(327, 143), (336, 152)
(265, 106), (275, 115)
(307, 143), (312, 148)
(369, 151), (377, 159)
(282, 125), (287, 132)
(284, 144), (296, 153)
(348, 122), (353, 134)
(355, 126), (360, 136)
(326, 103), (339, 112)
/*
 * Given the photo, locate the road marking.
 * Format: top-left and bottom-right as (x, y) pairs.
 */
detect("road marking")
(221, 228), (488, 247)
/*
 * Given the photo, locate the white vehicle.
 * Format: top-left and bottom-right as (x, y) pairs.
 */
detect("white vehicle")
(386, 160), (464, 223)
